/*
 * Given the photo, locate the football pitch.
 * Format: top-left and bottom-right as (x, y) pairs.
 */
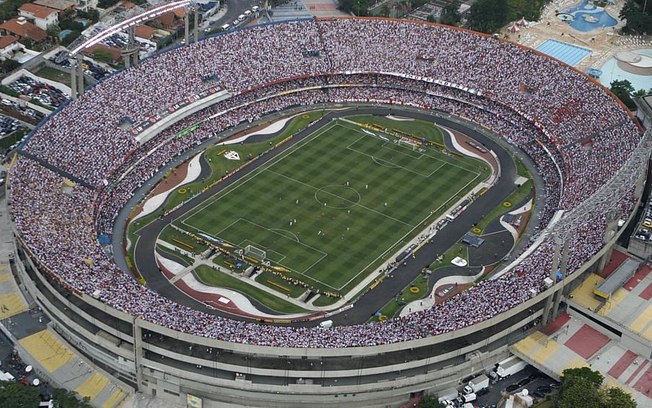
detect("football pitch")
(174, 119), (488, 293)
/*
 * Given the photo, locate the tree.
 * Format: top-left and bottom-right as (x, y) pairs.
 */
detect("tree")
(466, 0), (509, 33)
(0, 381), (41, 408)
(0, 58), (20, 74)
(560, 367), (604, 388)
(602, 387), (637, 408)
(53, 388), (93, 408)
(440, 0), (461, 26)
(620, 0), (652, 35)
(558, 376), (603, 408)
(610, 79), (637, 110)
(47, 24), (62, 38)
(417, 394), (446, 408)
(557, 367), (637, 408)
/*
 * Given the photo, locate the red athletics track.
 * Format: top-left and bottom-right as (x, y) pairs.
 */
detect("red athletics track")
(564, 324), (610, 359)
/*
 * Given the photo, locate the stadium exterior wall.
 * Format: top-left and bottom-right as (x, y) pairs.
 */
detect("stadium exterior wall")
(8, 195), (639, 407)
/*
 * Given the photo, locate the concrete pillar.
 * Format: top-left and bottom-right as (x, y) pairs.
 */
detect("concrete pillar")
(76, 54), (85, 96)
(184, 6), (190, 46)
(193, 7), (199, 43)
(122, 26), (139, 68)
(542, 240), (562, 324)
(133, 317), (144, 391)
(70, 59), (77, 100)
(551, 240), (569, 318)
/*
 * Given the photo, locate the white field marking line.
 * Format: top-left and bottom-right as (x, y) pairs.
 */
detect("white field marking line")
(179, 121), (339, 226)
(189, 217), (334, 289)
(265, 168), (413, 228)
(339, 118), (484, 176)
(339, 123), (451, 178)
(269, 228), (300, 242)
(336, 169), (484, 291)
(238, 239), (287, 263)
(234, 217), (329, 275)
(349, 145), (445, 178)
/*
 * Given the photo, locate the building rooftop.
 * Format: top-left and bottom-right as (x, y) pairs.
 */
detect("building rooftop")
(0, 35), (18, 49)
(0, 18), (47, 42)
(19, 3), (59, 19)
(32, 0), (76, 11)
(134, 25), (154, 40)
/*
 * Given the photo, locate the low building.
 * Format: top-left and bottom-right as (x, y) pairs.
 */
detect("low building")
(32, 0), (76, 15)
(134, 25), (155, 41)
(0, 17), (48, 43)
(18, 3), (59, 31)
(0, 35), (23, 59)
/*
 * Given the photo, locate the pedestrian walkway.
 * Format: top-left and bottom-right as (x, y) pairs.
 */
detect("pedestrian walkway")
(19, 330), (74, 372)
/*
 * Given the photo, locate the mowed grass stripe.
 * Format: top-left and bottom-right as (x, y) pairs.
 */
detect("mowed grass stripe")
(177, 118), (485, 292)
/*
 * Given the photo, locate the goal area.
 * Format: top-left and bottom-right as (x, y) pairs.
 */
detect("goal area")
(244, 245), (267, 262)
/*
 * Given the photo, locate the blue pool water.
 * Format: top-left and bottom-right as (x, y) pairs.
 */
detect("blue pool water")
(536, 39), (592, 67)
(561, 0), (618, 32)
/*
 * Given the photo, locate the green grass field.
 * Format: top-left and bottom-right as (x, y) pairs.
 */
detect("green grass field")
(171, 117), (489, 295)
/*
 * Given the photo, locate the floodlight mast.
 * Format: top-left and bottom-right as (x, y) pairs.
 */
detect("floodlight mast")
(68, 0), (196, 99)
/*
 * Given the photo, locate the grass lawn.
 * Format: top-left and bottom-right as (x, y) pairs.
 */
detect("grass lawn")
(475, 179), (533, 232)
(372, 272), (431, 321)
(349, 115), (445, 144)
(34, 66), (70, 87)
(177, 117), (488, 295)
(127, 111), (325, 262)
(193, 265), (307, 314)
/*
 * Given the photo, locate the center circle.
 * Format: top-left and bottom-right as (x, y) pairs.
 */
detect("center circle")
(314, 185), (361, 209)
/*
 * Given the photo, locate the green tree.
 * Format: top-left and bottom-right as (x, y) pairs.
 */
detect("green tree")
(620, 0), (652, 35)
(440, 0), (461, 26)
(47, 24), (62, 38)
(558, 376), (602, 408)
(610, 79), (637, 110)
(417, 394), (446, 408)
(53, 388), (93, 408)
(0, 58), (20, 74)
(560, 367), (605, 388)
(602, 387), (637, 408)
(466, 0), (509, 33)
(0, 381), (41, 408)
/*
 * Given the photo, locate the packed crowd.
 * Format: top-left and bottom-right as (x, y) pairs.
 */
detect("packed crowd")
(9, 18), (644, 348)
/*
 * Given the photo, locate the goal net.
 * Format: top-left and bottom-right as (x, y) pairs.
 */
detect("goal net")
(244, 245), (266, 262)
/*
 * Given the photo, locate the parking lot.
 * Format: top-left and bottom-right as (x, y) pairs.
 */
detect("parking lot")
(7, 76), (68, 108)
(49, 51), (112, 81)
(475, 364), (559, 408)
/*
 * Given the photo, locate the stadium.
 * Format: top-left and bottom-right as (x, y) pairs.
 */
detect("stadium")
(6, 16), (651, 408)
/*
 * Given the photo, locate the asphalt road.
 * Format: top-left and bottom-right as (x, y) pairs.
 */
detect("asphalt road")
(131, 107), (522, 325)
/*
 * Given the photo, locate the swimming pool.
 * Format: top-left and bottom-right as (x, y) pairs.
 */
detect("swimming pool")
(536, 39), (592, 67)
(559, 0), (618, 32)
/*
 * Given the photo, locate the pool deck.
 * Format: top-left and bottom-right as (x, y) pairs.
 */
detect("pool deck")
(503, 0), (652, 73)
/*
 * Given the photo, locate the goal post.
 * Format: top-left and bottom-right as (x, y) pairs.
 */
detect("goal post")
(244, 245), (266, 262)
